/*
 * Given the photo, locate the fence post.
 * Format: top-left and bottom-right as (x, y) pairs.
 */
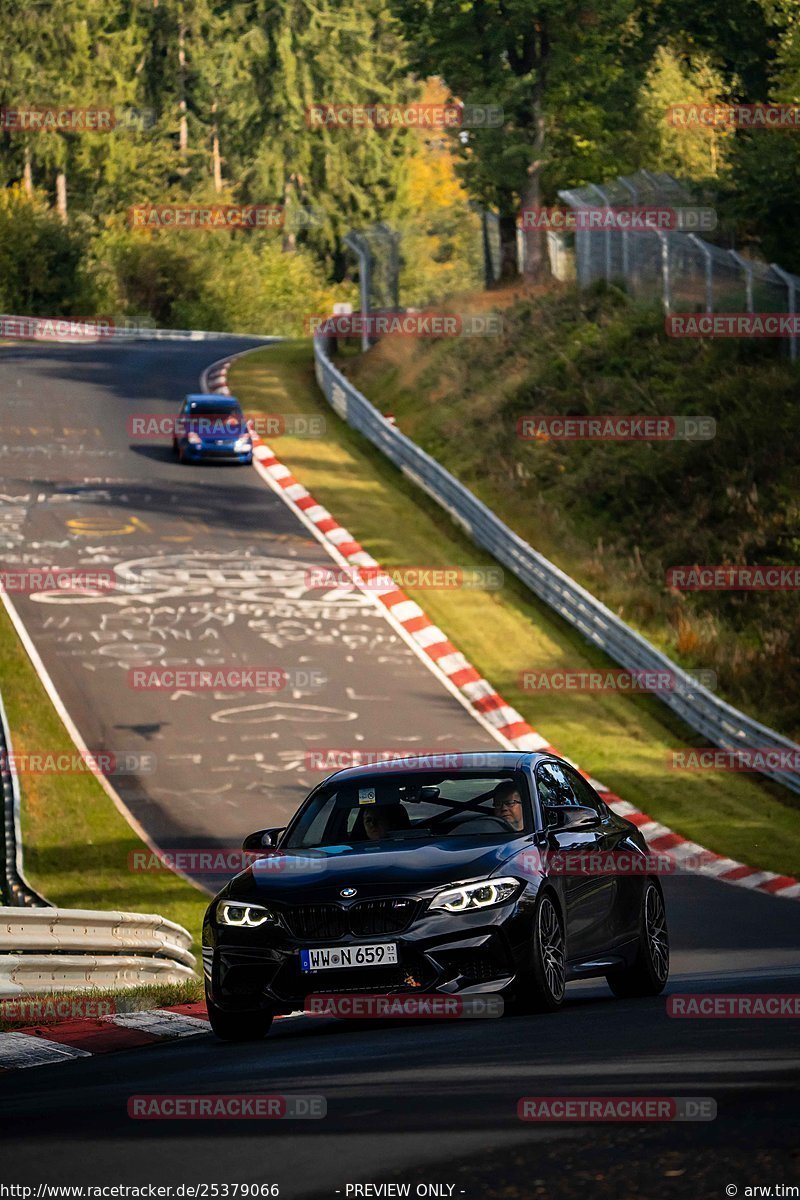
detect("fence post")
(689, 234), (714, 313)
(728, 250), (754, 313)
(344, 232), (371, 353)
(470, 205), (501, 288)
(376, 222), (401, 311)
(617, 176), (639, 281)
(589, 183), (612, 282)
(658, 232), (671, 313)
(770, 263), (798, 363)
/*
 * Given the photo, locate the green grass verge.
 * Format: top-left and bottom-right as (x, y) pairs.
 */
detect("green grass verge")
(0, 602), (209, 945)
(229, 339), (800, 879)
(0, 979), (203, 1031)
(346, 285), (800, 741)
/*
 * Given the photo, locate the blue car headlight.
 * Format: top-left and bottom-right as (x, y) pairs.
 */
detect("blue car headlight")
(187, 431), (202, 446)
(429, 877), (522, 913)
(233, 435), (252, 452)
(217, 900), (276, 927)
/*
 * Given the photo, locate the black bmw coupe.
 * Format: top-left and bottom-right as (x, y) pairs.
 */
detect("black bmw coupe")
(203, 752), (669, 1039)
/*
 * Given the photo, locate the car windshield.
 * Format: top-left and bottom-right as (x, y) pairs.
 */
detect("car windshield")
(283, 772), (530, 848)
(182, 404), (243, 419)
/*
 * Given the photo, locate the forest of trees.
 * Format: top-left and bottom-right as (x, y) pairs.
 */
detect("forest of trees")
(1, 0), (798, 330)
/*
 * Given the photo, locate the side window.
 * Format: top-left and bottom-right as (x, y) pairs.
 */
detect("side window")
(536, 762), (577, 808)
(563, 767), (608, 818)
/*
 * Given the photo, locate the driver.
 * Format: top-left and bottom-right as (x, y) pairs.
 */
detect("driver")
(492, 781), (525, 832)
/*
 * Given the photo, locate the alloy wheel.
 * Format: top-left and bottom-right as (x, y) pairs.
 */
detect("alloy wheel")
(645, 884), (669, 982)
(538, 896), (566, 1002)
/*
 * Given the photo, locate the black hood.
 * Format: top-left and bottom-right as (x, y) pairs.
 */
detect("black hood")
(225, 836), (529, 903)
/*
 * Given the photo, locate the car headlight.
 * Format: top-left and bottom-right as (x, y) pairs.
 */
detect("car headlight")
(187, 431), (202, 446)
(429, 877), (522, 913)
(234, 435), (252, 452)
(217, 900), (276, 927)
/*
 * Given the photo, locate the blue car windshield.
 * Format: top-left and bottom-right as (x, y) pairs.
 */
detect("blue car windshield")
(284, 772), (530, 848)
(182, 404), (243, 419)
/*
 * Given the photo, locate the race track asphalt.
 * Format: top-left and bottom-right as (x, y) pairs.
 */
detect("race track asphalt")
(0, 338), (500, 888)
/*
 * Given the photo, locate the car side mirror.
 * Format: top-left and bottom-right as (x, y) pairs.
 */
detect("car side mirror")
(242, 827), (285, 852)
(546, 805), (600, 831)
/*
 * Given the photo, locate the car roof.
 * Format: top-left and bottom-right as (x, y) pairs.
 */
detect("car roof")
(324, 751), (556, 785)
(183, 393), (239, 406)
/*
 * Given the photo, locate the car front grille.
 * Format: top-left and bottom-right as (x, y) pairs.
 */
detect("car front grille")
(279, 898), (421, 940)
(282, 904), (349, 940)
(350, 898), (420, 934)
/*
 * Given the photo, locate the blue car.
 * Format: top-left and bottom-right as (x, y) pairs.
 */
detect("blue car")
(172, 394), (253, 465)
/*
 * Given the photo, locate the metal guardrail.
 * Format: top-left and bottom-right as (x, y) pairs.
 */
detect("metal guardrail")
(0, 907), (195, 966)
(0, 954), (195, 997)
(313, 334), (800, 795)
(0, 907), (196, 996)
(0, 688), (47, 907)
(0, 319), (278, 345)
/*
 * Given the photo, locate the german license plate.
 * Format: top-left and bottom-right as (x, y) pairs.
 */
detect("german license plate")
(299, 943), (398, 972)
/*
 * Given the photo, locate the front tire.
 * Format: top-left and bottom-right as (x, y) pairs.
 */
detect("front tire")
(517, 893), (566, 1013)
(206, 994), (274, 1042)
(606, 879), (669, 998)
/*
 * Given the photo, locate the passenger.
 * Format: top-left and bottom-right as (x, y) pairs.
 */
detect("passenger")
(363, 805), (410, 841)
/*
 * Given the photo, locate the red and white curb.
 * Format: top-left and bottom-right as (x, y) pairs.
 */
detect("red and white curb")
(208, 352), (800, 905)
(0, 1003), (212, 1070)
(0, 1003), (309, 1071)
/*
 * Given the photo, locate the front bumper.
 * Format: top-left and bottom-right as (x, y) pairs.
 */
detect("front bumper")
(181, 442), (252, 464)
(204, 901), (533, 1015)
